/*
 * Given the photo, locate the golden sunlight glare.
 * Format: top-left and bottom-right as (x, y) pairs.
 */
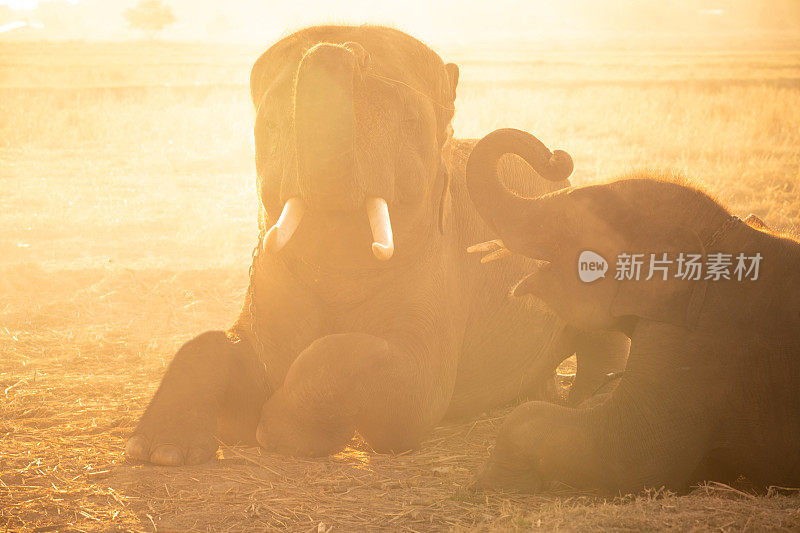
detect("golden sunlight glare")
(2, 0), (800, 530)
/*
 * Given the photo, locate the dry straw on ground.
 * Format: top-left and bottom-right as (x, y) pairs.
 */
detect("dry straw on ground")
(2, 266), (800, 531)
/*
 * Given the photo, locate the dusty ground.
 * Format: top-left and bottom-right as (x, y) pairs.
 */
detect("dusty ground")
(2, 41), (800, 531)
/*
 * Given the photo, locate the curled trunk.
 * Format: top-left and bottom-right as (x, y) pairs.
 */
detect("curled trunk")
(465, 128), (573, 240)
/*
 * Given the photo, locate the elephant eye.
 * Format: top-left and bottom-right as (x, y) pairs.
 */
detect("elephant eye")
(401, 110), (423, 130)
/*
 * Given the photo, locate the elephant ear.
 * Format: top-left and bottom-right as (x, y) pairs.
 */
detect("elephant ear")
(444, 63), (459, 103)
(610, 225), (707, 330)
(435, 63), (458, 140)
(744, 213), (769, 231)
(435, 63), (459, 234)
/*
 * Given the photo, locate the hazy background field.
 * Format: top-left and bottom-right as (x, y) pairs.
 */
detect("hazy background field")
(2, 35), (800, 530)
(3, 42), (799, 268)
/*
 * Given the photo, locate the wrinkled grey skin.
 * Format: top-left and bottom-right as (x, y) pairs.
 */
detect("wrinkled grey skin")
(124, 28), (627, 466)
(467, 128), (800, 493)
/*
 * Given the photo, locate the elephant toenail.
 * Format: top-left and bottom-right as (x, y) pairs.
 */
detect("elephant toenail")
(124, 435), (150, 460)
(150, 445), (184, 466)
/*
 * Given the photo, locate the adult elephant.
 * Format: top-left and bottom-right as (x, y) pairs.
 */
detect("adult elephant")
(125, 27), (627, 465)
(468, 128), (800, 493)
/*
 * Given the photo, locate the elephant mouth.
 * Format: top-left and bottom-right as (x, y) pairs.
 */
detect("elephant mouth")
(262, 196), (394, 262)
(511, 263), (553, 298)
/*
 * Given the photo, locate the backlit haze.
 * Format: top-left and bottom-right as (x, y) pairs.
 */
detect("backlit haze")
(3, 0), (800, 529)
(1, 0), (799, 49)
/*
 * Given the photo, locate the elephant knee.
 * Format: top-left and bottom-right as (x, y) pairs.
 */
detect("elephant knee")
(486, 402), (592, 488)
(256, 388), (355, 456)
(174, 331), (231, 362)
(156, 330), (237, 397)
(286, 333), (391, 387)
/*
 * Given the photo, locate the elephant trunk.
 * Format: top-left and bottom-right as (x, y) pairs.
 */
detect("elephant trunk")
(293, 41), (370, 211)
(465, 128), (573, 244)
(264, 42), (393, 260)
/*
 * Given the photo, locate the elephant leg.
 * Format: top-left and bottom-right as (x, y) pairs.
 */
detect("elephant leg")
(581, 325), (722, 491)
(480, 332), (714, 492)
(688, 451), (740, 488)
(217, 337), (271, 446)
(479, 390), (714, 493)
(125, 332), (265, 465)
(569, 328), (629, 405)
(597, 394), (716, 491)
(257, 333), (447, 457)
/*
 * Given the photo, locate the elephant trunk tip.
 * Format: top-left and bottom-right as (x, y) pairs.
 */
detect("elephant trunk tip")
(549, 149), (574, 182)
(342, 41), (371, 81)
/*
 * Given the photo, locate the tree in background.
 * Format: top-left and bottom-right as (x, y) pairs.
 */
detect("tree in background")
(124, 0), (175, 39)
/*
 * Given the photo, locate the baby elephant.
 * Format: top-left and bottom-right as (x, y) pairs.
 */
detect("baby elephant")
(466, 128), (800, 493)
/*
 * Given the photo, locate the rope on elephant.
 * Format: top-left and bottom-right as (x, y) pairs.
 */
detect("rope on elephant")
(368, 72), (455, 112)
(246, 229), (267, 358)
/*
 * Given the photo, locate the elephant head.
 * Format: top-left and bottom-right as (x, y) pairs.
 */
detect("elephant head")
(467, 128), (734, 333)
(251, 28), (459, 265)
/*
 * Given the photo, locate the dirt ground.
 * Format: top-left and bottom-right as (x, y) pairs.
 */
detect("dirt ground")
(2, 265), (800, 531)
(2, 42), (800, 531)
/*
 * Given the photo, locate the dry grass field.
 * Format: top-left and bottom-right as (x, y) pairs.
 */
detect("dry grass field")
(2, 40), (800, 531)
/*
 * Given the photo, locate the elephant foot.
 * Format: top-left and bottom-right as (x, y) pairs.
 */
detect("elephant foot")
(123, 331), (265, 466)
(125, 407), (219, 466)
(256, 388), (354, 457)
(359, 425), (422, 455)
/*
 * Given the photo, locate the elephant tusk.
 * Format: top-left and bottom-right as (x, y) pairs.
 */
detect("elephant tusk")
(366, 197), (394, 261)
(263, 197), (306, 254)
